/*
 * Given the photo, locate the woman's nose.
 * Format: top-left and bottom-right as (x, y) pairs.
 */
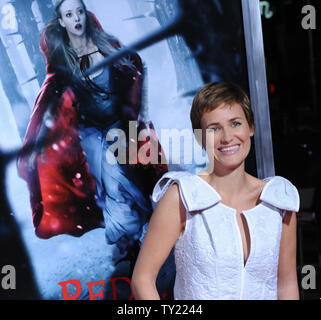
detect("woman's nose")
(75, 14), (80, 22)
(221, 128), (233, 143)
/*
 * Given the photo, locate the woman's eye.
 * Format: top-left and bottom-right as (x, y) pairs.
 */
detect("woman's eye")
(66, 13), (72, 18)
(232, 121), (241, 127)
(78, 9), (84, 14)
(208, 127), (219, 132)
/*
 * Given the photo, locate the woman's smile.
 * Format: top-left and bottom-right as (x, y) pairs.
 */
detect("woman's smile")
(218, 144), (240, 155)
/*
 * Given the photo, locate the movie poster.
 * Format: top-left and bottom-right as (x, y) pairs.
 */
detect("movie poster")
(0, 0), (253, 300)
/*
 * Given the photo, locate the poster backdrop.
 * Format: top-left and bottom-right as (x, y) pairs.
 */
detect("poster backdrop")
(0, 0), (253, 300)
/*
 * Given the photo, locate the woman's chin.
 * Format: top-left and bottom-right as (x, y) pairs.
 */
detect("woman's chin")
(213, 158), (245, 172)
(68, 29), (86, 38)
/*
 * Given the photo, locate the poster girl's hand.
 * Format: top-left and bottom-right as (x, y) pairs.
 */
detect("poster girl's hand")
(28, 147), (46, 170)
(28, 151), (38, 170)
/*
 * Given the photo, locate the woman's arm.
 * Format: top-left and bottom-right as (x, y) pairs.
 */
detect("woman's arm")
(278, 210), (300, 300)
(131, 184), (185, 300)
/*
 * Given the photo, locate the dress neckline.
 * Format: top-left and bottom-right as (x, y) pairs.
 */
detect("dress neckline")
(194, 174), (275, 268)
(195, 174), (274, 213)
(77, 49), (100, 60)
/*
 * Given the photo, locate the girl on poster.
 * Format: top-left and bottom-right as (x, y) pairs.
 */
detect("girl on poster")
(18, 0), (167, 274)
(132, 82), (300, 300)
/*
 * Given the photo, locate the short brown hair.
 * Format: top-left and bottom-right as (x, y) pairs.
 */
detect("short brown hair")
(190, 82), (254, 131)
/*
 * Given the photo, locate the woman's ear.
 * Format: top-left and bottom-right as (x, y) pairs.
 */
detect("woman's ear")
(249, 125), (255, 137)
(59, 18), (65, 28)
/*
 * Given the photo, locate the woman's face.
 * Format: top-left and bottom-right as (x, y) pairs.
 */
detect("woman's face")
(200, 102), (254, 172)
(58, 0), (87, 38)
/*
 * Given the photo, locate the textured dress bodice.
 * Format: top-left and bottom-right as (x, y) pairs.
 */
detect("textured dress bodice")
(152, 171), (300, 300)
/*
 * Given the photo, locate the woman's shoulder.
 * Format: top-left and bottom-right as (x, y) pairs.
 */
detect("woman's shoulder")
(151, 171), (194, 200)
(152, 171), (220, 212)
(259, 175), (300, 212)
(152, 171), (200, 195)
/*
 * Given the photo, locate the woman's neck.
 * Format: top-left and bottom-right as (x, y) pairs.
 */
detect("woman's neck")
(207, 162), (251, 199)
(68, 34), (95, 57)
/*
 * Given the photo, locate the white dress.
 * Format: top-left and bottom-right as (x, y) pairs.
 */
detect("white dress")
(152, 171), (300, 300)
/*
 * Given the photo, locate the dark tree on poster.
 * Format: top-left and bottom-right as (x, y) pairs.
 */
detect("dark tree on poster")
(0, 38), (30, 140)
(175, 0), (248, 86)
(12, 0), (46, 85)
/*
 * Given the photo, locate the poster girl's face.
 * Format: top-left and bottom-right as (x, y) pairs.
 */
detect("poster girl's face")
(201, 103), (254, 172)
(58, 0), (87, 38)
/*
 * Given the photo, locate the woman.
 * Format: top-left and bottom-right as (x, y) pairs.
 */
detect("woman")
(132, 82), (300, 300)
(17, 0), (167, 274)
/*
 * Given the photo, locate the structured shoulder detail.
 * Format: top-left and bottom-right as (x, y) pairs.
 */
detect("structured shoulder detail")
(152, 171), (220, 212)
(260, 176), (300, 212)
